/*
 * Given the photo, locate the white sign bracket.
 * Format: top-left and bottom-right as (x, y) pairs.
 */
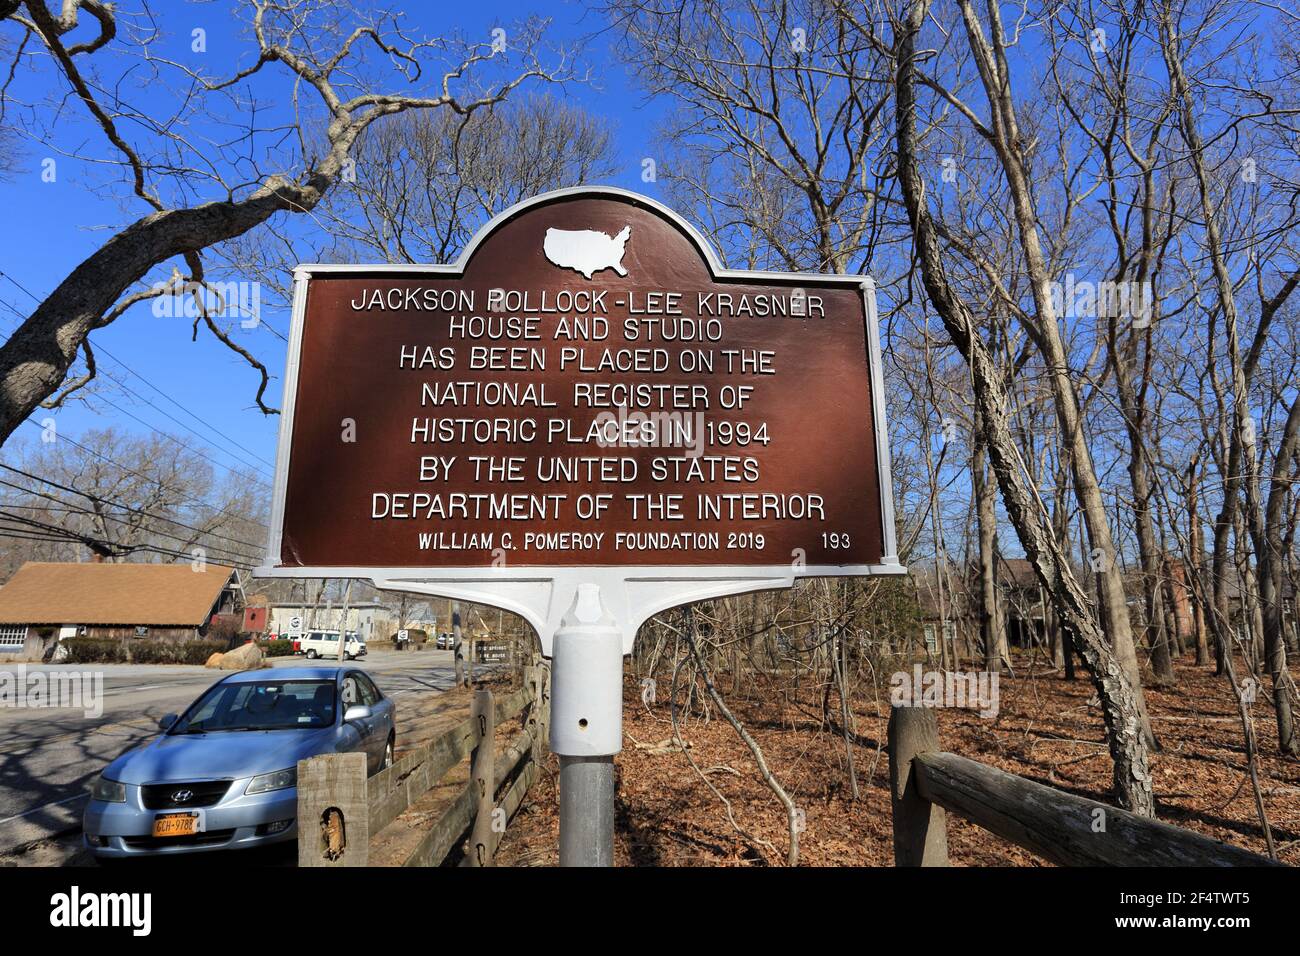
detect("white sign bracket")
(363, 566), (808, 656)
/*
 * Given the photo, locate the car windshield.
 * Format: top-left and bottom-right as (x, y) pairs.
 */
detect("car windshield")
(171, 679), (336, 733)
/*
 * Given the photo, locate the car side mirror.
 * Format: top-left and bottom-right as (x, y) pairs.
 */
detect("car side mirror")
(343, 705), (372, 723)
(158, 713), (178, 732)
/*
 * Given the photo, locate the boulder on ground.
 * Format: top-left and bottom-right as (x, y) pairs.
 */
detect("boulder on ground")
(215, 641), (266, 671)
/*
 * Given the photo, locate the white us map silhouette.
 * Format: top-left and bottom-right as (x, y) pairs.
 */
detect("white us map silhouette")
(543, 225), (632, 279)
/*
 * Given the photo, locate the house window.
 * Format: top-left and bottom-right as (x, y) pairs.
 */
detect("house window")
(0, 626), (27, 648)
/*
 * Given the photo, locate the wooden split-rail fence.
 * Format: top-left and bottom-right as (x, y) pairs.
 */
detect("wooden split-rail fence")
(888, 705), (1284, 867)
(296, 675), (1278, 867)
(297, 664), (549, 867)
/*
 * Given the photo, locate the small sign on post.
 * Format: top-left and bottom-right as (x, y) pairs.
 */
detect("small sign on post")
(477, 641), (509, 664)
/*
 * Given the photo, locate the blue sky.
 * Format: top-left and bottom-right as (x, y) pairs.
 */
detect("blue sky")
(9, 1), (1283, 572)
(0, 0), (665, 494)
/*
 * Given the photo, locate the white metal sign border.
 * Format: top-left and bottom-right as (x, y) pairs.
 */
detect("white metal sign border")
(256, 186), (905, 653)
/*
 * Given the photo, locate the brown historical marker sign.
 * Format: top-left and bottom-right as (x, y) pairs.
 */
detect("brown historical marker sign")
(260, 188), (902, 647)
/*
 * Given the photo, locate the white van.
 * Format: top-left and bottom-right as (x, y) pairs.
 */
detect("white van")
(295, 630), (367, 661)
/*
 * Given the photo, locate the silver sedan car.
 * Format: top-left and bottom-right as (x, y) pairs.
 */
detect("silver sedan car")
(83, 667), (395, 858)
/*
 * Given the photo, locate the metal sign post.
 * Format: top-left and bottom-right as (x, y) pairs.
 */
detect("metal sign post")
(256, 186), (905, 866)
(550, 584), (621, 866)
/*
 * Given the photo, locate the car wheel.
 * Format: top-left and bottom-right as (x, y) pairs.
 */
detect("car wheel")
(382, 736), (394, 770)
(306, 649), (318, 660)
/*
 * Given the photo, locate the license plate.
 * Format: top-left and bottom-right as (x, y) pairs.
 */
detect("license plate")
(152, 813), (200, 837)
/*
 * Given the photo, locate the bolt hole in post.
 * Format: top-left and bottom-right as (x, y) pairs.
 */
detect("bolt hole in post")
(579, 718), (588, 729)
(320, 807), (346, 861)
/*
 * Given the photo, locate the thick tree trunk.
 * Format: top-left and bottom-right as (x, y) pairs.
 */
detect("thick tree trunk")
(0, 178), (313, 443)
(1053, 464), (1077, 680)
(1161, 13), (1285, 711)
(950, 0), (1153, 748)
(895, 0), (1154, 815)
(974, 424), (1008, 674)
(1258, 390), (1300, 753)
(1185, 460), (1212, 666)
(1125, 419), (1174, 686)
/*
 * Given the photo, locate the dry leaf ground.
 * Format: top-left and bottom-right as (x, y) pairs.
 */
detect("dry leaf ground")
(495, 657), (1300, 866)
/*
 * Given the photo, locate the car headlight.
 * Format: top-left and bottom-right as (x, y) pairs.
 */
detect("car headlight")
(245, 768), (297, 795)
(92, 775), (126, 803)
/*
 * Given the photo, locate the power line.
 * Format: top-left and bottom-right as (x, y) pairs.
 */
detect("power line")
(94, 343), (277, 472)
(0, 268), (281, 483)
(90, 384), (274, 488)
(21, 420), (269, 530)
(0, 268), (287, 341)
(0, 527), (85, 545)
(0, 504), (92, 513)
(100, 370), (275, 479)
(3, 294), (278, 521)
(0, 461), (266, 554)
(0, 461), (267, 553)
(0, 509), (120, 553)
(1, 270), (280, 567)
(0, 520), (257, 564)
(0, 502), (262, 569)
(0, 477), (263, 566)
(0, 509), (261, 569)
(0, 513), (262, 570)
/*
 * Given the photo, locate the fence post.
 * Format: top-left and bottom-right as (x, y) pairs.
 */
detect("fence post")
(465, 687), (496, 867)
(297, 752), (369, 867)
(888, 705), (948, 867)
(524, 665), (539, 752)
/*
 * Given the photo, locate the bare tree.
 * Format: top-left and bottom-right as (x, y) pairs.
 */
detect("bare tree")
(1155, 0), (1300, 752)
(0, 0), (568, 444)
(602, 0), (897, 274)
(889, 0), (1155, 814)
(222, 92), (616, 294)
(0, 427), (265, 574)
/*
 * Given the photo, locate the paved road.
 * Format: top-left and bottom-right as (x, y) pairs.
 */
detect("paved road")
(0, 649), (461, 854)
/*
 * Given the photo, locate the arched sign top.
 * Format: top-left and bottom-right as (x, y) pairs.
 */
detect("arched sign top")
(464, 187), (720, 280)
(296, 186), (879, 289)
(465, 189), (717, 288)
(261, 186), (903, 653)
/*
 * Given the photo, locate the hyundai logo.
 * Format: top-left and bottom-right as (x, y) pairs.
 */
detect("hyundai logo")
(170, 789), (195, 804)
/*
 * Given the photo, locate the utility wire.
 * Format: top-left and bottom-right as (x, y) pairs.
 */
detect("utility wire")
(0, 461), (266, 552)
(0, 511), (261, 570)
(94, 347), (276, 474)
(91, 384), (274, 487)
(0, 268), (280, 483)
(0, 506), (262, 568)
(0, 476), (263, 563)
(21, 420), (269, 530)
